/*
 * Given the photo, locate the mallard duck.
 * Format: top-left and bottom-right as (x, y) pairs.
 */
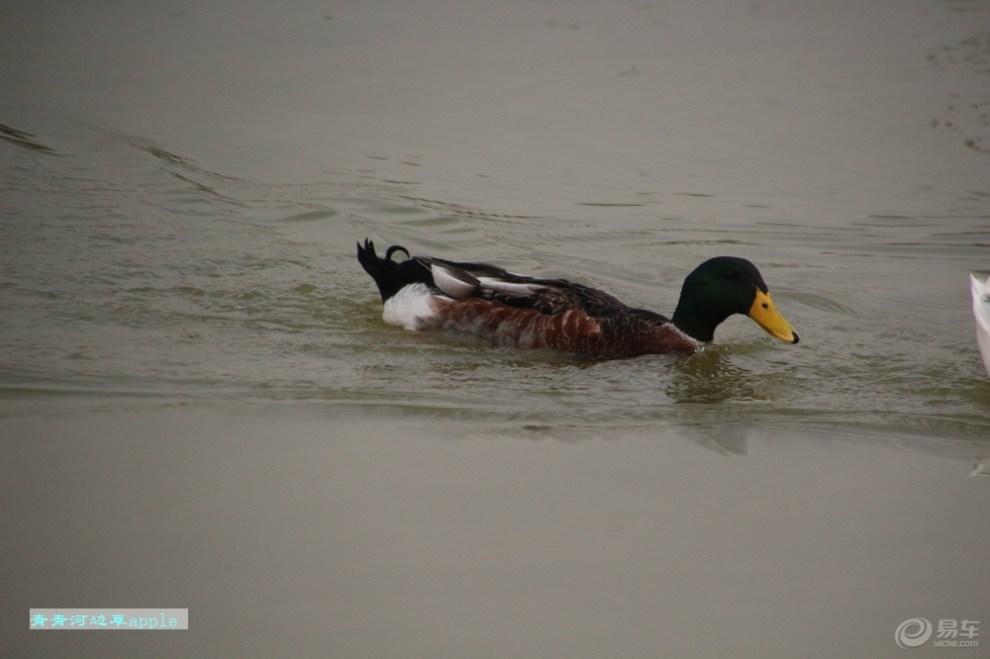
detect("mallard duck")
(357, 239), (799, 359)
(971, 273), (990, 377)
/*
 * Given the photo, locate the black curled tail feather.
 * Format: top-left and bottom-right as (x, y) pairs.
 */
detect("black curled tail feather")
(357, 238), (432, 302)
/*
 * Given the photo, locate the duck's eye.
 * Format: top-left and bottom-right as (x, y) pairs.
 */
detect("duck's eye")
(724, 270), (740, 281)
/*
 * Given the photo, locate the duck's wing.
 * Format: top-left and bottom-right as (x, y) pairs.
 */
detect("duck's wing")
(416, 255), (631, 318)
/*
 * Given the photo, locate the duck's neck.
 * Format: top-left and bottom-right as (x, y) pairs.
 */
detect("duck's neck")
(670, 298), (730, 343)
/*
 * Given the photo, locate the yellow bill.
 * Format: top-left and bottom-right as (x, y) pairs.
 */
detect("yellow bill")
(748, 290), (799, 344)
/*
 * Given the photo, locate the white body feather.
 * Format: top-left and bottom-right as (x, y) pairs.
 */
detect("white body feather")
(971, 274), (990, 378)
(383, 283), (438, 330)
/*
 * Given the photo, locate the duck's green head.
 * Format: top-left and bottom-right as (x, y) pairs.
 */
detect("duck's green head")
(671, 256), (799, 345)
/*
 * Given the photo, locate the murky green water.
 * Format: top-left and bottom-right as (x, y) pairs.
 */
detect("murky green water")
(2, 1), (989, 657)
(3, 106), (988, 442)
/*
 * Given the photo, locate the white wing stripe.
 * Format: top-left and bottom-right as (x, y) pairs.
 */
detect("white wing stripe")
(476, 277), (544, 296)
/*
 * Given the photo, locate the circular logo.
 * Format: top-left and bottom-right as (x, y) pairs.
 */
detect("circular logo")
(895, 617), (933, 649)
